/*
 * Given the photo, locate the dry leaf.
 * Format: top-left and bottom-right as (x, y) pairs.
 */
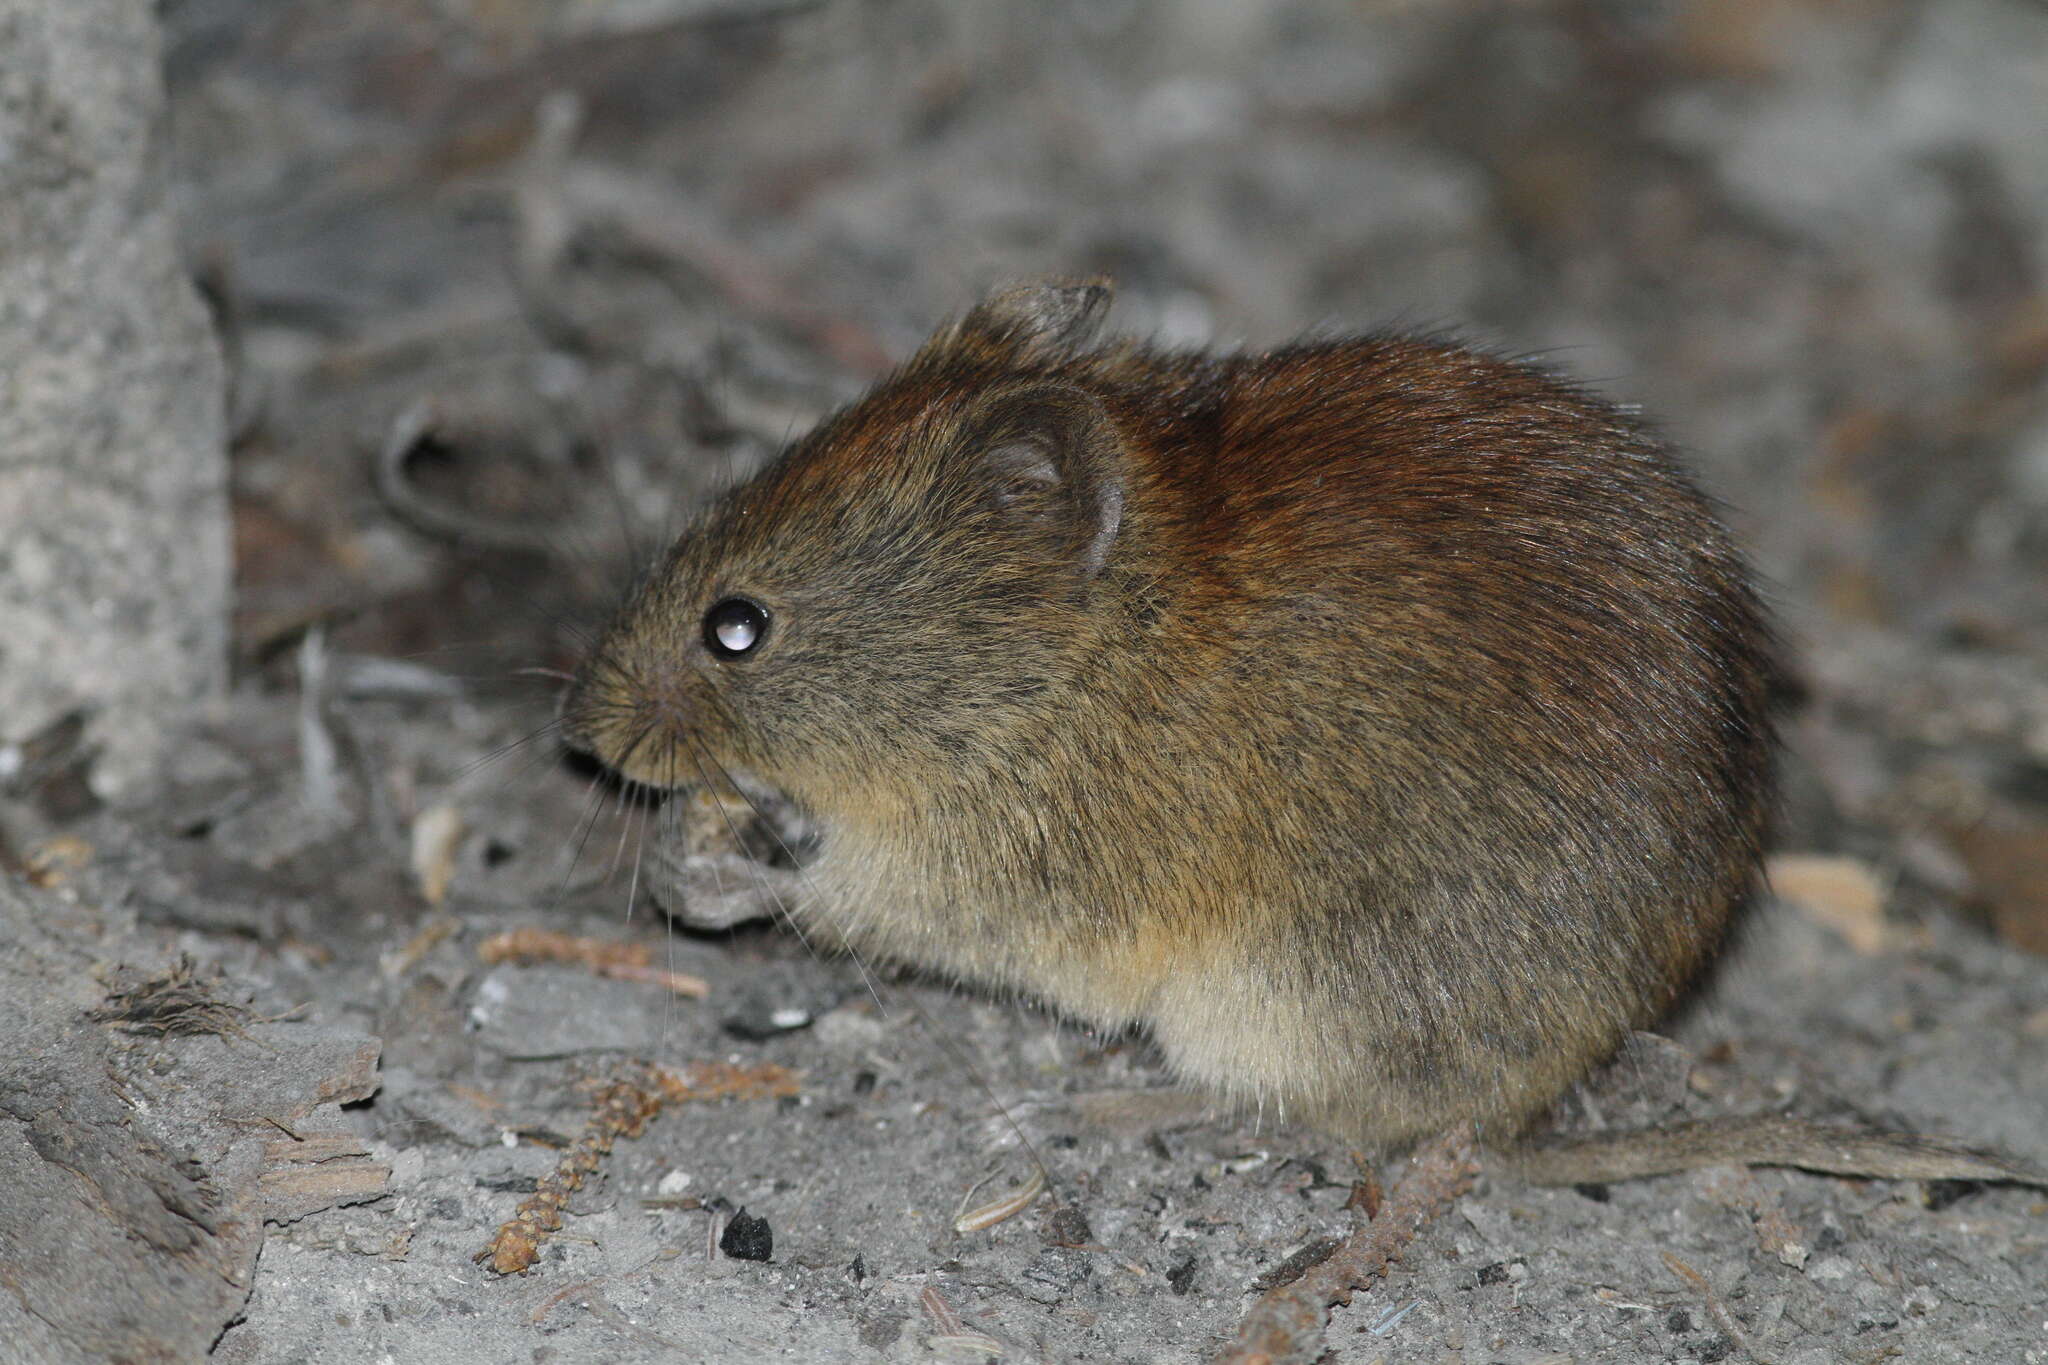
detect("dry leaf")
(1768, 852), (1891, 953)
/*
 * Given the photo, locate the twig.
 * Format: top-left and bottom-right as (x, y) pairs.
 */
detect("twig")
(297, 627), (344, 816)
(477, 927), (710, 998)
(590, 961), (715, 996)
(557, 162), (895, 374)
(919, 1285), (964, 1336)
(1214, 1126), (1479, 1365)
(374, 398), (564, 551)
(476, 1060), (798, 1274)
(1662, 1251), (1767, 1363)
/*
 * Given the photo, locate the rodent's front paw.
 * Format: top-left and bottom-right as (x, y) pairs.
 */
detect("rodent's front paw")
(647, 839), (798, 929)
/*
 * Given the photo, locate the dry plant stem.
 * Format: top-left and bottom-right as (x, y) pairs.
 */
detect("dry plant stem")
(477, 927), (711, 998)
(1507, 1115), (2048, 1187)
(953, 1168), (1048, 1233)
(919, 1286), (965, 1337)
(1214, 1126), (1480, 1365)
(1663, 1251), (1764, 1363)
(591, 961), (712, 997)
(479, 927), (654, 971)
(92, 956), (253, 1041)
(477, 1060), (799, 1274)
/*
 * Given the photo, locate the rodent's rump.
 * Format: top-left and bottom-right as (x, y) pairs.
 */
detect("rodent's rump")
(563, 281), (1777, 1149)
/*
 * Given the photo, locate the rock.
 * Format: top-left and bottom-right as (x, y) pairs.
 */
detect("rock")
(0, 872), (381, 1364)
(0, 0), (228, 800)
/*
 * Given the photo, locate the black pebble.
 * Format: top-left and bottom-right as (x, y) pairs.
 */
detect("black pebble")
(1043, 1206), (1092, 1246)
(720, 1209), (773, 1262)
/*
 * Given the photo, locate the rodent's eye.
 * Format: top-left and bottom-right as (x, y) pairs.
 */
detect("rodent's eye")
(703, 597), (770, 660)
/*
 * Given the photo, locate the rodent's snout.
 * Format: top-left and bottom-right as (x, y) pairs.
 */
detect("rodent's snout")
(556, 647), (705, 791)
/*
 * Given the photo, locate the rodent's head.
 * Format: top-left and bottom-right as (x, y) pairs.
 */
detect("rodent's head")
(562, 282), (1129, 806)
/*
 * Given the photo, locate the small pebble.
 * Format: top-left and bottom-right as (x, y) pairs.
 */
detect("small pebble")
(1042, 1206), (1092, 1246)
(720, 1209), (773, 1262)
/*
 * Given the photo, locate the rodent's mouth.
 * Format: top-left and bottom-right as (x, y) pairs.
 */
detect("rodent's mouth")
(577, 723), (699, 791)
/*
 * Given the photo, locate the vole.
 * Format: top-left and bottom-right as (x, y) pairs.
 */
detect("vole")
(562, 281), (2045, 1186)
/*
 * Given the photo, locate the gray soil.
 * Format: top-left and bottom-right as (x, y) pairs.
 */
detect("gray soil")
(4, 2), (2046, 1362)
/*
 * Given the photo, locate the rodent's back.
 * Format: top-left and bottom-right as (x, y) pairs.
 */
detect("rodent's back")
(566, 284), (1777, 1148)
(1072, 337), (1775, 1138)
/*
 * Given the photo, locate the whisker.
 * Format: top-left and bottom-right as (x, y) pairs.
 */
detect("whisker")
(600, 771), (642, 887)
(901, 996), (1059, 1210)
(622, 787), (648, 924)
(455, 717), (566, 785)
(549, 716), (660, 910)
(548, 766), (615, 913)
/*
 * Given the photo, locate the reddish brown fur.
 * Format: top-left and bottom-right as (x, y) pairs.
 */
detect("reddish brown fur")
(564, 282), (1776, 1149)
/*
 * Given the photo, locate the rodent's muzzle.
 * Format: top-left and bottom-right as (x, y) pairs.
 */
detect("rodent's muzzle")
(556, 653), (705, 791)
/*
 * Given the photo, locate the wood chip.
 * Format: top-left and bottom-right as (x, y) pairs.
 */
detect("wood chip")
(260, 1127), (391, 1224)
(410, 802), (465, 906)
(1699, 1167), (1808, 1268)
(23, 835), (93, 887)
(1767, 852), (1891, 953)
(261, 1158), (393, 1224)
(1947, 816), (2048, 958)
(382, 915), (457, 978)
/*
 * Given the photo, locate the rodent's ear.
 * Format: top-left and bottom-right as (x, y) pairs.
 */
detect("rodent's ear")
(957, 381), (1125, 579)
(951, 280), (1113, 363)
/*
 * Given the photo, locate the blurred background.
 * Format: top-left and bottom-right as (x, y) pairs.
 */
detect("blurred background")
(165, 0), (2047, 939)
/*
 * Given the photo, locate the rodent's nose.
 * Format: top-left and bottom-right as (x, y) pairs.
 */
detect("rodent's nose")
(555, 652), (703, 790)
